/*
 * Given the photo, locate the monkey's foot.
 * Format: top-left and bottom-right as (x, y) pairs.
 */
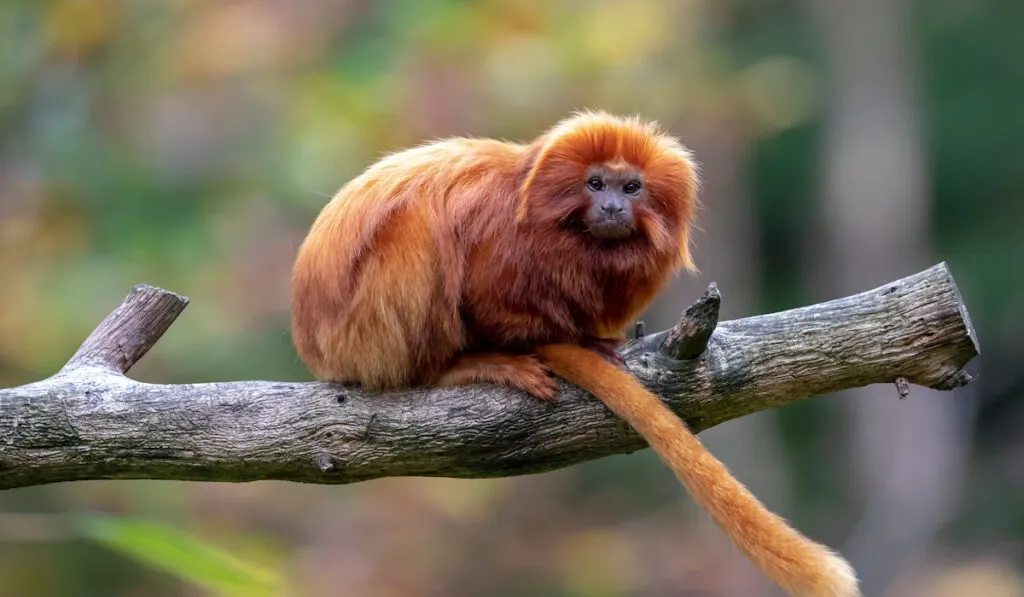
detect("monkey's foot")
(582, 336), (628, 368)
(435, 353), (558, 401)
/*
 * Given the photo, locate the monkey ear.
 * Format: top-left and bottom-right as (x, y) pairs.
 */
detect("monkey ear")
(517, 140), (583, 225)
(516, 151), (546, 224)
(515, 171), (537, 224)
(516, 144), (556, 224)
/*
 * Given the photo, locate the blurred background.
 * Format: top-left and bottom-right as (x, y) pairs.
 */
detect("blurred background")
(0, 0), (1020, 596)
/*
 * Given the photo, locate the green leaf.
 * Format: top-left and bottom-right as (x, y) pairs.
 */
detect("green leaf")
(75, 513), (285, 597)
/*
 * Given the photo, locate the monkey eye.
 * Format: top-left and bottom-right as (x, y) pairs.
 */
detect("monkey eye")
(623, 181), (642, 195)
(586, 177), (605, 191)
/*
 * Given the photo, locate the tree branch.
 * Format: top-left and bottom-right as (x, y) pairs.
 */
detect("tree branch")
(0, 263), (979, 491)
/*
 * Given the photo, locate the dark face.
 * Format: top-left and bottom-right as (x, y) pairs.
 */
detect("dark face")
(581, 164), (645, 240)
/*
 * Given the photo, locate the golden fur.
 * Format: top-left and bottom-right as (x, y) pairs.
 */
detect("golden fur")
(290, 111), (860, 596)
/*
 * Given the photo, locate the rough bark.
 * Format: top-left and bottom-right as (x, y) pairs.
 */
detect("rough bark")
(0, 263), (978, 491)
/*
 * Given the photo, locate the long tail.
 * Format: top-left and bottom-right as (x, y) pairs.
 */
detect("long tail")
(536, 344), (860, 597)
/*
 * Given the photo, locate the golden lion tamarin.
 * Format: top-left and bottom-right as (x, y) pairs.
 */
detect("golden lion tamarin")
(290, 111), (860, 597)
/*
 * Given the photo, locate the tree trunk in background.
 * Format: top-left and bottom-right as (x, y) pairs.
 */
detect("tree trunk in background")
(807, 0), (973, 594)
(650, 115), (793, 596)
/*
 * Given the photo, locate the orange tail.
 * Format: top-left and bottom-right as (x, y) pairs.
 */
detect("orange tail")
(536, 344), (860, 597)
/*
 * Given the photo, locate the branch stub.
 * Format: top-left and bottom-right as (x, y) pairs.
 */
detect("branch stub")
(63, 284), (189, 375)
(660, 282), (721, 360)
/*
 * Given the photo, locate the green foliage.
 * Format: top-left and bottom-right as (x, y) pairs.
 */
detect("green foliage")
(76, 514), (285, 597)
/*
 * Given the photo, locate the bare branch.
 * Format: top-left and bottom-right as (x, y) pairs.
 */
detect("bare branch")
(633, 321), (646, 340)
(63, 284), (189, 374)
(0, 263), (979, 491)
(660, 282), (721, 360)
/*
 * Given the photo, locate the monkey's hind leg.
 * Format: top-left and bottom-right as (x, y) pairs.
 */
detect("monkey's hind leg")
(435, 353), (558, 401)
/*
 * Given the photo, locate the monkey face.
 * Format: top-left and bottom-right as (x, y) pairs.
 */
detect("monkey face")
(518, 110), (698, 270)
(581, 164), (644, 240)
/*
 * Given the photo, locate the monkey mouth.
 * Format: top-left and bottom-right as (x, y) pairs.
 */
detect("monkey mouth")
(586, 218), (634, 240)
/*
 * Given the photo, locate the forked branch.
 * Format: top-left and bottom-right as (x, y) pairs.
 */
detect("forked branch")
(0, 263), (979, 490)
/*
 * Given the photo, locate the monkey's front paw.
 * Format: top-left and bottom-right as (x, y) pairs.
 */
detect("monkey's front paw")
(437, 353), (559, 402)
(515, 358), (559, 401)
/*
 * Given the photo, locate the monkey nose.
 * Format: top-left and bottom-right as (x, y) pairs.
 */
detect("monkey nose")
(601, 202), (624, 215)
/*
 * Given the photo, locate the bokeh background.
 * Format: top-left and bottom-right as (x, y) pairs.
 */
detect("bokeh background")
(1, 1), (1021, 596)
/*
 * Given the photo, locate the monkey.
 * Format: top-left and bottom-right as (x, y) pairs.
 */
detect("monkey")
(290, 111), (860, 597)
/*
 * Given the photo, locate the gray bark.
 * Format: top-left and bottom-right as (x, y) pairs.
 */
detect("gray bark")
(0, 263), (978, 491)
